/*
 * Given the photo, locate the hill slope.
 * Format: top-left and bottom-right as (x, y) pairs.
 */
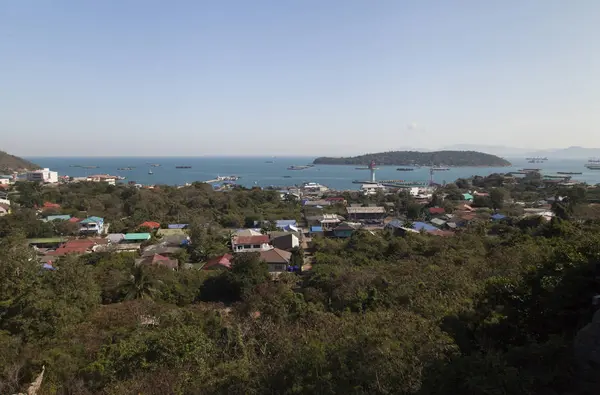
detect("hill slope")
(313, 150), (511, 167)
(0, 150), (40, 171)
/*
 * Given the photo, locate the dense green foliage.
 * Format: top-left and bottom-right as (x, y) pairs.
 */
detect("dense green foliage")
(2, 179), (600, 394)
(313, 150), (512, 167)
(0, 149), (39, 171)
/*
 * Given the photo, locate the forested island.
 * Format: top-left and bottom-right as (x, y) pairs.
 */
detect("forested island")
(2, 175), (600, 394)
(0, 150), (39, 171)
(313, 150), (512, 167)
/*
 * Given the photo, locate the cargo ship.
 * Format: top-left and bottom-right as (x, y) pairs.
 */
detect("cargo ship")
(175, 166), (192, 169)
(584, 159), (600, 170)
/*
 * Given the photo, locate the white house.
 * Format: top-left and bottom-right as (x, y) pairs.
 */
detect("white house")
(361, 183), (386, 196)
(0, 178), (10, 185)
(231, 234), (272, 252)
(26, 168), (58, 183)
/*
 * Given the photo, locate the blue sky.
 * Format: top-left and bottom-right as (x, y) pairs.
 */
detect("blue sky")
(2, 1), (600, 156)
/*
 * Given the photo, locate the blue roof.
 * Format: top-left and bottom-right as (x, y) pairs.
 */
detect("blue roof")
(491, 214), (506, 220)
(46, 215), (71, 222)
(42, 263), (56, 270)
(412, 222), (439, 232)
(168, 224), (188, 229)
(276, 220), (297, 228)
(80, 216), (104, 224)
(310, 226), (323, 232)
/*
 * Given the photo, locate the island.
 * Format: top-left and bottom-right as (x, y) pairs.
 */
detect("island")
(0, 150), (40, 172)
(313, 150), (511, 167)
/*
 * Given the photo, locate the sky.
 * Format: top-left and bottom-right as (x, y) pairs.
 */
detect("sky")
(2, 1), (600, 157)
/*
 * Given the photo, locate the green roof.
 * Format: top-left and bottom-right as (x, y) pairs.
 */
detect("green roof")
(124, 233), (151, 241)
(463, 193), (474, 200)
(28, 237), (67, 244)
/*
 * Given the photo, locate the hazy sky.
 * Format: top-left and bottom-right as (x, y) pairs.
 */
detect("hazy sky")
(2, 1), (600, 156)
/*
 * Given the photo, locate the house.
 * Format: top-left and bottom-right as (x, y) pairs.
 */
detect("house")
(462, 193), (474, 202)
(333, 222), (360, 238)
(79, 216), (105, 235)
(123, 233), (152, 243)
(346, 206), (386, 222)
(309, 226), (324, 236)
(168, 223), (188, 229)
(44, 214), (71, 222)
(0, 203), (10, 216)
(428, 207), (445, 216)
(139, 221), (161, 230)
(474, 191), (489, 197)
(46, 238), (105, 256)
(271, 234), (299, 251)
(259, 248), (292, 273)
(26, 168), (58, 183)
(318, 214), (343, 230)
(235, 228), (263, 237)
(275, 220), (298, 230)
(27, 237), (67, 248)
(95, 243), (141, 253)
(430, 218), (447, 227)
(41, 202), (61, 211)
(412, 222), (439, 233)
(324, 197), (347, 205)
(106, 233), (125, 244)
(232, 234), (271, 252)
(302, 199), (332, 207)
(142, 243), (183, 257)
(385, 219), (405, 236)
(203, 253), (234, 270)
(136, 254), (178, 270)
(361, 184), (386, 196)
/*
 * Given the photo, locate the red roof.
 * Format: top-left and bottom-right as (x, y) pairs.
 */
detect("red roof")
(68, 217), (81, 223)
(203, 253), (233, 270)
(428, 207), (445, 215)
(234, 235), (269, 245)
(43, 202), (61, 209)
(139, 221), (161, 229)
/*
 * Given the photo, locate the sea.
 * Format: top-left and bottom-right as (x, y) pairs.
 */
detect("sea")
(26, 156), (600, 191)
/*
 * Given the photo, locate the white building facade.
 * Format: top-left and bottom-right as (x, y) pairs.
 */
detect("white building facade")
(26, 168), (58, 183)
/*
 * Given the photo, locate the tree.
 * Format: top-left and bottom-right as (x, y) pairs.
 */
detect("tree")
(119, 266), (162, 300)
(490, 188), (506, 210)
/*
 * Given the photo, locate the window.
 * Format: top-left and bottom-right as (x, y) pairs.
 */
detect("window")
(252, 244), (260, 249)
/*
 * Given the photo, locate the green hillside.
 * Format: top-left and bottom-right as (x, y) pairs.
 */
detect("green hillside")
(313, 150), (511, 167)
(0, 150), (40, 171)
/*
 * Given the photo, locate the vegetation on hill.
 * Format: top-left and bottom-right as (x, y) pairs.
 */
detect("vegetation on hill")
(2, 178), (600, 393)
(0, 150), (39, 171)
(313, 150), (512, 167)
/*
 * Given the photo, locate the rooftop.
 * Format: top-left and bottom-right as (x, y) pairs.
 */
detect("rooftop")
(259, 248), (292, 264)
(346, 206), (386, 214)
(124, 233), (152, 241)
(234, 235), (270, 245)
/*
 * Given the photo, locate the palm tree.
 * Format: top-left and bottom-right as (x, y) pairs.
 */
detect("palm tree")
(119, 266), (161, 300)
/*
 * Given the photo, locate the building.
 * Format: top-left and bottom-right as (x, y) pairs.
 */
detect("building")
(26, 168), (58, 183)
(0, 178), (10, 185)
(271, 234), (299, 251)
(232, 234), (271, 252)
(346, 206), (386, 222)
(361, 184), (386, 196)
(123, 233), (152, 242)
(258, 248), (292, 273)
(333, 222), (360, 238)
(317, 213), (342, 230)
(0, 203), (10, 216)
(203, 254), (234, 270)
(79, 216), (105, 235)
(139, 221), (161, 230)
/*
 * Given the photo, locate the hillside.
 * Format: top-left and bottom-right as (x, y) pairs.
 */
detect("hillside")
(0, 150), (39, 171)
(313, 150), (512, 167)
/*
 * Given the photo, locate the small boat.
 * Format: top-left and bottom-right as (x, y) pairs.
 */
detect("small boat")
(431, 166), (450, 171)
(287, 165), (310, 170)
(283, 175), (292, 178)
(176, 166), (192, 169)
(148, 169), (153, 175)
(396, 168), (414, 171)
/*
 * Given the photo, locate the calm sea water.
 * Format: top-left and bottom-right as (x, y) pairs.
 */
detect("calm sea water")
(27, 156), (600, 191)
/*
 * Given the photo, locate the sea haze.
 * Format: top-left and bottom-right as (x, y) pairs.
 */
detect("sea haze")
(27, 156), (600, 190)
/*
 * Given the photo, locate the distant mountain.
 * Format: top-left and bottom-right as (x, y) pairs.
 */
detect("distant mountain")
(313, 150), (511, 167)
(0, 150), (40, 172)
(525, 146), (600, 160)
